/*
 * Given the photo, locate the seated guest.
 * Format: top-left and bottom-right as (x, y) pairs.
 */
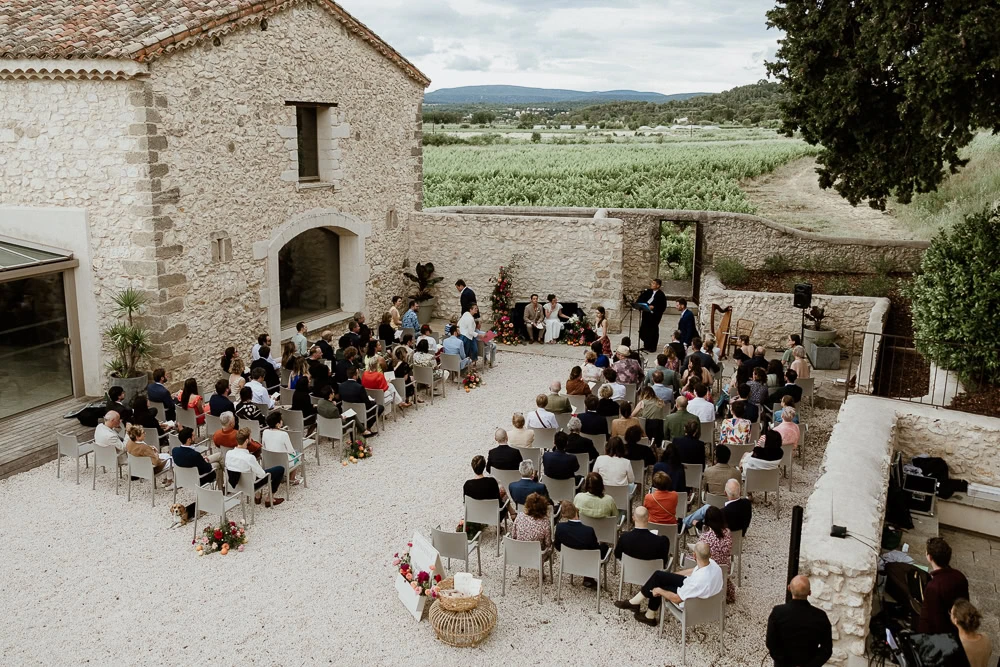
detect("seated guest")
(335, 346), (359, 384)
(281, 341), (298, 371)
(208, 379), (237, 420)
(743, 345), (769, 372)
(546, 381), (572, 414)
(590, 341), (610, 369)
(523, 293), (545, 343)
(687, 383), (716, 423)
(246, 367), (276, 409)
(462, 455), (506, 502)
(692, 506), (736, 603)
(416, 324), (438, 352)
(732, 335), (753, 361)
(790, 345), (811, 380)
(391, 346), (418, 404)
(735, 383), (759, 423)
(171, 426), (221, 486)
(525, 394), (558, 429)
(289, 356), (309, 390)
(624, 425), (656, 467)
(703, 445), (739, 496)
(357, 314), (373, 349)
(683, 478), (752, 537)
(615, 506), (671, 569)
(487, 428), (523, 473)
(644, 471), (679, 525)
(124, 425), (171, 479)
(781, 334), (801, 365)
(146, 368), (176, 421)
(582, 351), (603, 383)
(741, 428), (784, 476)
(509, 461), (550, 506)
(681, 356), (712, 397)
(565, 367), (592, 396)
(362, 340), (385, 374)
(508, 412), (535, 447)
(378, 312), (395, 347)
(262, 411), (301, 486)
(766, 358), (784, 388)
(315, 384), (341, 421)
(316, 330), (336, 361)
(401, 299), (420, 335)
(554, 502), (605, 587)
(772, 394), (800, 424)
(541, 432), (579, 481)
(673, 419), (706, 468)
(129, 395), (169, 446)
(592, 437), (635, 486)
(290, 376), (317, 427)
(106, 386), (133, 425)
(250, 346), (281, 389)
(511, 492), (554, 560)
(767, 369), (803, 412)
(174, 378), (206, 426)
(645, 354), (682, 396)
(221, 346), (238, 374)
(339, 320), (362, 352)
(774, 406), (801, 450)
(613, 345), (644, 385)
(664, 396), (700, 439)
(649, 370), (675, 403)
(747, 367), (770, 406)
(666, 334), (685, 370)
(603, 367), (626, 401)
(578, 395), (610, 437)
(226, 427), (284, 506)
(566, 417), (599, 462)
(918, 537), (970, 635)
(235, 386), (267, 427)
(338, 366), (382, 436)
(653, 443), (686, 492)
(620, 541), (723, 624)
(574, 472), (618, 519)
(213, 411), (261, 455)
(718, 400), (751, 445)
(951, 600), (992, 667)
(766, 575), (833, 667)
(95, 411), (126, 461)
(441, 326), (471, 369)
(362, 357), (407, 408)
(228, 357), (247, 396)
(596, 385), (620, 417)
(411, 339), (443, 379)
(632, 387), (666, 444)
(611, 401), (642, 439)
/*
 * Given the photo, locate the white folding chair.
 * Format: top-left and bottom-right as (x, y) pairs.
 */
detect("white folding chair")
(533, 428), (558, 450)
(502, 536), (553, 602)
(343, 401), (378, 435)
(56, 432), (93, 485)
(476, 339), (493, 370)
(514, 446), (540, 472)
(699, 422), (715, 446)
(571, 452), (590, 474)
(401, 326), (416, 339)
(540, 475), (579, 503)
(365, 388), (393, 429)
(316, 414), (354, 452)
(440, 353), (463, 384)
(91, 443), (125, 494)
(618, 554), (664, 601)
(659, 580), (727, 664)
(252, 402), (271, 417)
(491, 468), (521, 498)
(683, 464), (703, 498)
(647, 522), (679, 572)
(798, 423), (809, 459)
(142, 427), (165, 452)
(464, 495), (510, 556)
(246, 420), (262, 443)
(554, 412), (573, 430)
(173, 462), (217, 505)
(309, 394), (321, 407)
(796, 377), (815, 410)
(204, 413), (224, 443)
(192, 484), (246, 542)
(175, 405), (200, 436)
(279, 387), (295, 407)
(731, 530), (744, 586)
(624, 383), (637, 404)
(728, 443), (754, 465)
(390, 377), (415, 410)
(126, 453), (172, 507)
(581, 514), (624, 567)
(605, 483), (634, 525)
(630, 459), (647, 496)
(749, 421), (761, 444)
(279, 407), (307, 433)
(432, 525), (482, 576)
(780, 444), (794, 489)
(567, 395), (587, 413)
(556, 546), (612, 612)
(288, 428), (318, 475)
(226, 468), (272, 526)
(704, 492), (727, 509)
(280, 367), (292, 387)
(262, 448), (299, 501)
(745, 467), (780, 518)
(413, 365), (445, 403)
(589, 433), (607, 451)
(605, 416), (616, 433)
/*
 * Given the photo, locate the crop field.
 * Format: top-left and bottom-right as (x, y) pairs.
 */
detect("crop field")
(423, 139), (820, 211)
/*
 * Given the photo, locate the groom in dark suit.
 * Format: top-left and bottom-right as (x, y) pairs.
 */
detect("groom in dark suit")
(636, 278), (668, 352)
(456, 279), (477, 317)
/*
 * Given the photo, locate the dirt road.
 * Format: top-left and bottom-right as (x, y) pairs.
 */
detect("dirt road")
(742, 157), (921, 239)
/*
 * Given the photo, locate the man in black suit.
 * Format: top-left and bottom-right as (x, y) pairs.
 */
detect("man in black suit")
(541, 432), (580, 481)
(742, 346), (769, 373)
(146, 368), (176, 421)
(456, 279), (477, 317)
(636, 278), (668, 353)
(554, 502), (605, 587)
(672, 419), (705, 468)
(337, 367), (382, 435)
(566, 417), (599, 463)
(106, 386), (133, 425)
(353, 312), (371, 349)
(693, 339), (720, 375)
(486, 428), (523, 473)
(171, 426), (220, 486)
(316, 330), (335, 361)
(577, 395), (610, 438)
(208, 379), (238, 426)
(766, 575), (832, 667)
(766, 369), (803, 410)
(338, 321), (362, 351)
(668, 330), (686, 365)
(508, 460), (551, 506)
(614, 507), (671, 567)
(722, 479), (753, 535)
(733, 384), (758, 423)
(249, 346), (280, 389)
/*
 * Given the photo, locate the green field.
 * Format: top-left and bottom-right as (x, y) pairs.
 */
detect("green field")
(423, 139), (820, 211)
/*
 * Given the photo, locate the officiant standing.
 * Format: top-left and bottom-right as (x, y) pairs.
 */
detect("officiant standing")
(637, 278), (668, 352)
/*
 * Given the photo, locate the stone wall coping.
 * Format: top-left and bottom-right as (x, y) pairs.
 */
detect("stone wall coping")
(700, 270), (890, 308)
(0, 57), (149, 80)
(426, 206), (931, 250)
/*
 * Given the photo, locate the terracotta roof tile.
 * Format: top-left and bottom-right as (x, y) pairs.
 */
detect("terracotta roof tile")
(0, 0), (429, 85)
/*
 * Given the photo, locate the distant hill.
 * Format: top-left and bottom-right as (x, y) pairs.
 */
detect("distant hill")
(425, 85), (708, 105)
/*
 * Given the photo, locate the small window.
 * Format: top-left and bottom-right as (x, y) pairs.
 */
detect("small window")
(210, 231), (232, 263)
(296, 106), (319, 181)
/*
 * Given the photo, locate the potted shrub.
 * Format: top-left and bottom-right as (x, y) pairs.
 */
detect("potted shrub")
(802, 306), (840, 369)
(104, 287), (153, 401)
(404, 262), (443, 325)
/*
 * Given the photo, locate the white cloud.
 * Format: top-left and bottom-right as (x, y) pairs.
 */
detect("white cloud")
(341, 0), (781, 93)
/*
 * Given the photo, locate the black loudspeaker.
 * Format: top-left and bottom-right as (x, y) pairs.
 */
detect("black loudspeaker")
(793, 283), (813, 309)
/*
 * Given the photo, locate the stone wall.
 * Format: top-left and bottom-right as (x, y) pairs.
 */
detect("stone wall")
(800, 396), (896, 665)
(410, 211), (624, 325)
(894, 409), (1000, 487)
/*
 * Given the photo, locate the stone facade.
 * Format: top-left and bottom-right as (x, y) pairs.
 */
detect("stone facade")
(894, 410), (1000, 487)
(410, 211), (624, 326)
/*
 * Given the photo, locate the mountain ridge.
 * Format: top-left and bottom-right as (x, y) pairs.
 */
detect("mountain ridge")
(425, 85), (710, 104)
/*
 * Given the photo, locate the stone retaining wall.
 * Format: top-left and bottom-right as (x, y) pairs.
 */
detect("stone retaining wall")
(894, 408), (1000, 487)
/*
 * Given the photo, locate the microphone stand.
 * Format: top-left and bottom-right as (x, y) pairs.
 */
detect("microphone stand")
(620, 291), (635, 340)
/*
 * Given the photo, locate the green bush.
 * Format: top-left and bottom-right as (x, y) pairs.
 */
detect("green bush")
(857, 275), (893, 297)
(531, 132), (541, 143)
(908, 205), (1000, 385)
(659, 225), (694, 280)
(870, 255), (897, 277)
(715, 258), (749, 286)
(423, 133), (467, 147)
(824, 277), (851, 295)
(763, 253), (792, 274)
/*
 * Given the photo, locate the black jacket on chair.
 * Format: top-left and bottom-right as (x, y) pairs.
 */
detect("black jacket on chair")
(486, 444), (523, 473)
(577, 411), (610, 437)
(614, 527), (670, 565)
(542, 450), (579, 480)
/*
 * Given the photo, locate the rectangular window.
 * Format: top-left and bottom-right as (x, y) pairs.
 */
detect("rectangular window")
(296, 106), (319, 181)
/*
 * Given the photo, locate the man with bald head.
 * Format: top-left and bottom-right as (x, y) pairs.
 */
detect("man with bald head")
(546, 381), (571, 414)
(766, 575), (832, 666)
(618, 540), (724, 626)
(614, 506), (671, 569)
(664, 396), (700, 439)
(486, 428), (522, 473)
(94, 411), (125, 453)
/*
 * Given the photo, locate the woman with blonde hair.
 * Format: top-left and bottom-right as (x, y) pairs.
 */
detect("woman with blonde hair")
(582, 350), (602, 383)
(508, 412), (535, 447)
(125, 424), (172, 478)
(790, 345), (811, 380)
(228, 357), (247, 396)
(361, 356), (407, 407)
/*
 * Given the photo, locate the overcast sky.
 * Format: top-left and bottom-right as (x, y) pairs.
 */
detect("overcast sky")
(341, 0), (781, 94)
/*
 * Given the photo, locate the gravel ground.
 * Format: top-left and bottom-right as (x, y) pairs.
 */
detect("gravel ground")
(0, 351), (839, 666)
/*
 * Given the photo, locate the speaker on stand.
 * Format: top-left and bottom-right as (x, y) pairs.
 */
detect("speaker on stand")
(793, 283), (813, 342)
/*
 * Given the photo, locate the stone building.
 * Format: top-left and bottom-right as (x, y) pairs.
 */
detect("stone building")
(0, 0), (427, 418)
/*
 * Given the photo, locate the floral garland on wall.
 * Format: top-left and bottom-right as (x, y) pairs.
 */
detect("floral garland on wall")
(489, 261), (521, 346)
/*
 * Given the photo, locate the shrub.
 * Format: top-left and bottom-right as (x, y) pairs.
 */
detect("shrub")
(908, 205), (1000, 385)
(763, 253), (792, 274)
(715, 258), (749, 286)
(423, 133), (467, 147)
(531, 132), (541, 143)
(857, 275), (893, 298)
(870, 255), (897, 276)
(824, 277), (851, 295)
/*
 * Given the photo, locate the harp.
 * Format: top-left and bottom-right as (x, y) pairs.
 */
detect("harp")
(710, 304), (732, 359)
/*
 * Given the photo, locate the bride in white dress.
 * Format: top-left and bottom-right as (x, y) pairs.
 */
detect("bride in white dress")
(543, 293), (567, 343)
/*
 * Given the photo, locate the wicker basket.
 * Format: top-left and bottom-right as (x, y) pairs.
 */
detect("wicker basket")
(435, 577), (482, 612)
(429, 597), (497, 648)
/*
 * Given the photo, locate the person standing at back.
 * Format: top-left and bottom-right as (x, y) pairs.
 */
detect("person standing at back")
(766, 575), (832, 667)
(919, 537), (970, 634)
(456, 279), (477, 317)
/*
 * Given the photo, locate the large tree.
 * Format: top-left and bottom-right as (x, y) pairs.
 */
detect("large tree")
(766, 1), (1000, 209)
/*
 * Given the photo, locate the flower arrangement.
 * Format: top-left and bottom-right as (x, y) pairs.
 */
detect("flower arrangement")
(489, 262), (521, 346)
(342, 438), (372, 465)
(462, 372), (482, 391)
(393, 542), (443, 597)
(194, 520), (247, 556)
(563, 313), (590, 346)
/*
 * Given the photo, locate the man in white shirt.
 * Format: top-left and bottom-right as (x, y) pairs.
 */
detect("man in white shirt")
(247, 367), (275, 409)
(94, 411), (126, 453)
(292, 322), (309, 357)
(603, 368), (626, 401)
(525, 394), (558, 429)
(225, 428), (284, 506)
(687, 383), (717, 423)
(457, 303), (480, 362)
(618, 540), (723, 624)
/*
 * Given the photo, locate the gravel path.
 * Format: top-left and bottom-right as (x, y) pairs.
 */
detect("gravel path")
(0, 352), (839, 666)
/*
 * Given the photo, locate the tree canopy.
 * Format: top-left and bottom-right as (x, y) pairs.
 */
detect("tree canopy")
(766, 1), (1000, 209)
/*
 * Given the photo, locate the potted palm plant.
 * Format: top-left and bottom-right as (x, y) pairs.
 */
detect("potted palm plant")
(105, 287), (153, 401)
(802, 306), (840, 369)
(404, 262), (443, 325)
